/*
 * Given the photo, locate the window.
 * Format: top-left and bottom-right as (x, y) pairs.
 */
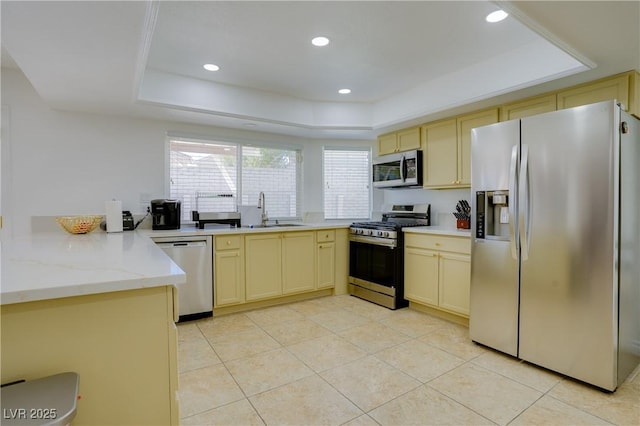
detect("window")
(323, 147), (371, 220)
(241, 146), (300, 218)
(169, 138), (300, 220)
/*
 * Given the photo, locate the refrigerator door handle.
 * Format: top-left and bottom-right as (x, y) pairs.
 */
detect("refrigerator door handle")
(509, 145), (519, 259)
(519, 144), (531, 260)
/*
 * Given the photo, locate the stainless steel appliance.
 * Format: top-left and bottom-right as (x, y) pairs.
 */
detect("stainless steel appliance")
(152, 236), (213, 322)
(151, 199), (181, 230)
(470, 100), (640, 391)
(191, 211), (241, 229)
(372, 150), (422, 188)
(349, 204), (430, 309)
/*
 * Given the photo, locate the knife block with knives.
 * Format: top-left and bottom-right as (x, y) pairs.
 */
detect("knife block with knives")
(453, 200), (471, 229)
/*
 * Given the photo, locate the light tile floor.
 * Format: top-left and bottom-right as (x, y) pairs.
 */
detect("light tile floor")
(178, 295), (640, 426)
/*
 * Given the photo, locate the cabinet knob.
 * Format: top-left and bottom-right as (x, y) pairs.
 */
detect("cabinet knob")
(435, 242), (441, 246)
(226, 240), (231, 245)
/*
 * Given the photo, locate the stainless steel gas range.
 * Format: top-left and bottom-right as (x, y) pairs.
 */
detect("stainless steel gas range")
(349, 204), (430, 309)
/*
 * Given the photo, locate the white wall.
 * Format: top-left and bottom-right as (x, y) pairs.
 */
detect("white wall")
(1, 69), (379, 236)
(382, 187), (472, 227)
(2, 68), (469, 236)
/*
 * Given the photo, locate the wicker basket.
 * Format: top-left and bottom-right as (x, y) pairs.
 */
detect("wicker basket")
(56, 215), (103, 234)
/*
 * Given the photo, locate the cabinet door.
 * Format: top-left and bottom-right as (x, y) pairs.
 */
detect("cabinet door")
(422, 119), (458, 187)
(438, 252), (471, 316)
(282, 232), (316, 294)
(397, 127), (421, 151)
(404, 247), (439, 306)
(245, 234), (282, 301)
(457, 108), (499, 186)
(377, 133), (398, 155)
(500, 93), (557, 121)
(317, 242), (335, 289)
(214, 250), (244, 307)
(557, 73), (630, 111)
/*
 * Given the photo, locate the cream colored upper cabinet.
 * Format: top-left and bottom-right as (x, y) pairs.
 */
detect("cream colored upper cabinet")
(422, 109), (497, 188)
(557, 73), (630, 112)
(245, 233), (282, 301)
(500, 93), (557, 121)
(457, 108), (499, 186)
(422, 119), (458, 188)
(282, 231), (316, 295)
(377, 133), (398, 155)
(377, 126), (421, 155)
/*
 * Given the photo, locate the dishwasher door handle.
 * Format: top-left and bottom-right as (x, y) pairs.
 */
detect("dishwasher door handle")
(157, 241), (207, 249)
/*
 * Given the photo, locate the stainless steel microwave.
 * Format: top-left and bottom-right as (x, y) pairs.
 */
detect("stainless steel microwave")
(372, 150), (423, 188)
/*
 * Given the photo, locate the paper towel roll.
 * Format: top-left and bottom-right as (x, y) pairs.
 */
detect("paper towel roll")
(105, 200), (123, 233)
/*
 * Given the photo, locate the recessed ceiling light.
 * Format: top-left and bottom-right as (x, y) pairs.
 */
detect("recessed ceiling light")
(486, 10), (508, 23)
(338, 88), (351, 95)
(311, 36), (330, 47)
(203, 63), (220, 71)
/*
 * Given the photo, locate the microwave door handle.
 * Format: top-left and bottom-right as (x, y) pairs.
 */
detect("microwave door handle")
(400, 155), (406, 182)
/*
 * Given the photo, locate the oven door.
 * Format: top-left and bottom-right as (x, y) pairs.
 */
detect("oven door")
(349, 238), (401, 289)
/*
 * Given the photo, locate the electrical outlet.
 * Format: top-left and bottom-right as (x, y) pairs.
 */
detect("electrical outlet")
(140, 192), (152, 214)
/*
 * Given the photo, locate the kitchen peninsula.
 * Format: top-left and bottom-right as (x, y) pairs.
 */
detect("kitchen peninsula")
(1, 232), (185, 425)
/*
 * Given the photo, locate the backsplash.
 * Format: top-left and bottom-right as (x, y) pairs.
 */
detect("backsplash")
(380, 187), (472, 227)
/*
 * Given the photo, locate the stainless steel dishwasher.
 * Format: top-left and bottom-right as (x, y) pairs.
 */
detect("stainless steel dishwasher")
(152, 236), (213, 322)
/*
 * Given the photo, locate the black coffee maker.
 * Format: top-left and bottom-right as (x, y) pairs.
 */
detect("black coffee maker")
(151, 199), (181, 230)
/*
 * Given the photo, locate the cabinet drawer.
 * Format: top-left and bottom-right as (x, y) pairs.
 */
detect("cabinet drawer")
(316, 229), (335, 243)
(405, 233), (470, 254)
(215, 235), (242, 251)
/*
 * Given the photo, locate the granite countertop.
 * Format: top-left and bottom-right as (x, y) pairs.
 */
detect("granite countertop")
(403, 225), (471, 237)
(1, 231), (186, 305)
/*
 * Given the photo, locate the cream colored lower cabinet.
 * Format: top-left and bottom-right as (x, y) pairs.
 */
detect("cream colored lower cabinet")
(282, 231), (316, 294)
(215, 228), (342, 309)
(1, 287), (179, 425)
(404, 247), (439, 305)
(214, 235), (245, 307)
(438, 252), (471, 316)
(245, 233), (283, 301)
(317, 230), (336, 289)
(404, 233), (471, 317)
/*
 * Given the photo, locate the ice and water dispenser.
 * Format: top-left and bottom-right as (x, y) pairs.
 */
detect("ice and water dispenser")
(476, 190), (510, 240)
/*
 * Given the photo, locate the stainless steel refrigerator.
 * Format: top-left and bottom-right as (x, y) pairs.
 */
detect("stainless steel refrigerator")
(470, 100), (639, 391)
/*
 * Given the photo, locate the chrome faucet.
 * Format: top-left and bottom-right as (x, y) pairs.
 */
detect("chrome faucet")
(258, 191), (268, 226)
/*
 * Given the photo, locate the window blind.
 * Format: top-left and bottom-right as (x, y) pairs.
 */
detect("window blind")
(323, 148), (371, 220)
(241, 146), (300, 218)
(169, 138), (300, 221)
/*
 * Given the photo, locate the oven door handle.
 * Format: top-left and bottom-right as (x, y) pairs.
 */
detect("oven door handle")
(349, 235), (397, 248)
